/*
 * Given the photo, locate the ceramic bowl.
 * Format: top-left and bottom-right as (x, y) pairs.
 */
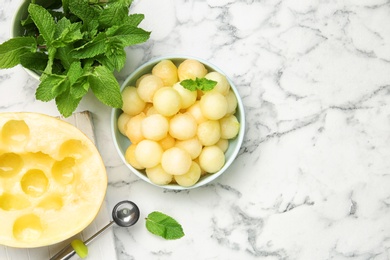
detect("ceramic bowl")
(111, 55), (245, 190)
(11, 0), (46, 80)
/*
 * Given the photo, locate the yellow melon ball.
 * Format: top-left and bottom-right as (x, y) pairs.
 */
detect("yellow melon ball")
(175, 137), (202, 159)
(146, 164), (173, 185)
(125, 113), (146, 144)
(174, 161), (201, 187)
(226, 90), (238, 115)
(193, 157), (207, 176)
(153, 87), (182, 117)
(172, 82), (197, 109)
(152, 60), (178, 86)
(158, 134), (176, 150)
(161, 147), (192, 175)
(169, 113), (197, 140)
(200, 92), (228, 120)
(177, 59), (207, 81)
(145, 106), (159, 116)
(125, 144), (144, 170)
(117, 112), (131, 136)
(219, 115), (240, 139)
(121, 86), (146, 116)
(215, 138), (229, 152)
(197, 120), (221, 146)
(134, 140), (163, 168)
(198, 145), (225, 173)
(205, 71), (230, 96)
(137, 74), (164, 102)
(186, 101), (207, 124)
(136, 73), (151, 87)
(141, 114), (169, 141)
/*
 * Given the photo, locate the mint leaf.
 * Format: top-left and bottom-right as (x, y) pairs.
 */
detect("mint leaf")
(180, 78), (217, 92)
(53, 17), (83, 47)
(145, 212), (185, 240)
(28, 4), (56, 44)
(67, 61), (83, 85)
(106, 25), (151, 46)
(36, 74), (68, 102)
(96, 49), (126, 72)
(197, 78), (217, 91)
(180, 79), (198, 91)
(89, 66), (123, 108)
(20, 52), (48, 72)
(55, 45), (76, 70)
(68, 0), (100, 34)
(0, 37), (36, 68)
(71, 33), (107, 59)
(70, 77), (89, 99)
(124, 14), (145, 27)
(55, 88), (82, 117)
(98, 2), (129, 27)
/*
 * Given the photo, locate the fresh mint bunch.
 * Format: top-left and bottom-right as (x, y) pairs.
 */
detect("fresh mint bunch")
(0, 0), (150, 117)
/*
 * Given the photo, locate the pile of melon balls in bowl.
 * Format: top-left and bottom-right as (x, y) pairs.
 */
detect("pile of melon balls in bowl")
(111, 56), (245, 190)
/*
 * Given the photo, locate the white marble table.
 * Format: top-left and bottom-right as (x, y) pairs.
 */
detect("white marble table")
(1, 0), (390, 259)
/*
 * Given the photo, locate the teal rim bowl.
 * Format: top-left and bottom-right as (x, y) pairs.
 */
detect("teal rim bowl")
(111, 55), (245, 190)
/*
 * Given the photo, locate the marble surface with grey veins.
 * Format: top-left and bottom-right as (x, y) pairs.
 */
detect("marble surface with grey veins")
(1, 0), (390, 259)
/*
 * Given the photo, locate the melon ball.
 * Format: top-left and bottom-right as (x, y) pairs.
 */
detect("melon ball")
(186, 101), (207, 124)
(141, 114), (169, 141)
(175, 137), (202, 159)
(145, 106), (159, 116)
(172, 82), (197, 109)
(220, 115), (240, 139)
(226, 90), (238, 115)
(158, 134), (176, 150)
(178, 59), (207, 81)
(174, 161), (201, 187)
(193, 157), (207, 176)
(136, 73), (151, 87)
(117, 112), (131, 136)
(169, 113), (197, 140)
(200, 92), (228, 120)
(215, 138), (229, 152)
(205, 71), (230, 96)
(134, 140), (163, 168)
(137, 74), (164, 102)
(125, 113), (146, 144)
(125, 144), (144, 170)
(146, 164), (173, 185)
(153, 87), (182, 117)
(152, 60), (178, 86)
(197, 120), (221, 146)
(161, 147), (192, 175)
(121, 86), (146, 116)
(198, 145), (225, 173)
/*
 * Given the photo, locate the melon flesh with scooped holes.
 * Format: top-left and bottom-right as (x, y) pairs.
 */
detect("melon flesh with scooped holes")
(0, 112), (107, 248)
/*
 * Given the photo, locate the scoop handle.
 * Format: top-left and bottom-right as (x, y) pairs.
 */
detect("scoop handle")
(49, 244), (76, 260)
(50, 221), (114, 260)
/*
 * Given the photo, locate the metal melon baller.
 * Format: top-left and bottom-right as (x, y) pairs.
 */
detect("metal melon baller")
(50, 200), (140, 260)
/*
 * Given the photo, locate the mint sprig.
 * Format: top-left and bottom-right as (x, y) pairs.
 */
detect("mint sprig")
(0, 0), (150, 117)
(145, 211), (185, 240)
(180, 77), (217, 92)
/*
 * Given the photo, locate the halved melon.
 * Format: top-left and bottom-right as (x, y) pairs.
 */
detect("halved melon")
(0, 112), (107, 248)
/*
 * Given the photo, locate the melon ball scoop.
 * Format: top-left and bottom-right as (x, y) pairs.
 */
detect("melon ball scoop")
(50, 200), (140, 260)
